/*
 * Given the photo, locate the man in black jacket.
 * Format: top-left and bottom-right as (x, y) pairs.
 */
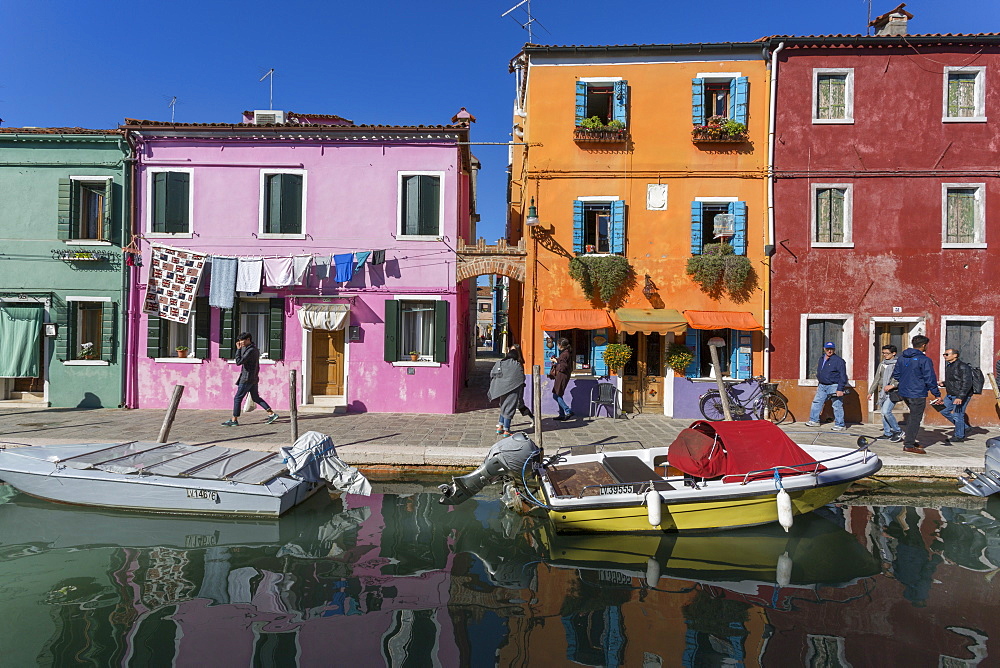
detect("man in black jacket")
(939, 348), (973, 442)
(222, 332), (280, 427)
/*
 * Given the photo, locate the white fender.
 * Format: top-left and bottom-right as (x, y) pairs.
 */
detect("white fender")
(645, 490), (662, 527)
(776, 551), (792, 587)
(777, 488), (793, 532)
(646, 557), (661, 588)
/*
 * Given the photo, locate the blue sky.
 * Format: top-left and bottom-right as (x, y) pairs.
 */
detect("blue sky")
(3, 1), (997, 242)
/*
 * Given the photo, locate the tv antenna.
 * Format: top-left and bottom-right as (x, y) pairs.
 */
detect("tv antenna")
(167, 96), (177, 123)
(502, 0), (547, 43)
(259, 68), (275, 109)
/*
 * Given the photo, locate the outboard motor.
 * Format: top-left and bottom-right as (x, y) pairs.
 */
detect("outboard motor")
(958, 437), (1000, 497)
(438, 432), (538, 506)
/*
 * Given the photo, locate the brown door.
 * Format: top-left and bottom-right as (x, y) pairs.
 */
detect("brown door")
(621, 333), (664, 413)
(311, 329), (345, 396)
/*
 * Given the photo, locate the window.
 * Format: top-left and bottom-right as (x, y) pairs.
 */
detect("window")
(811, 184), (852, 247)
(813, 69), (854, 123)
(575, 79), (628, 127)
(943, 67), (985, 122)
(147, 297), (210, 359)
(690, 200), (746, 255)
(942, 184), (985, 247)
(219, 297), (285, 361)
(63, 297), (116, 363)
(479, 302), (491, 312)
(398, 173), (443, 237)
(573, 199), (625, 254)
(692, 75), (748, 125)
(149, 170), (191, 234)
(802, 316), (849, 381)
(943, 317), (994, 379)
(384, 299), (448, 363)
(261, 171), (305, 236)
(58, 178), (112, 242)
(542, 328), (610, 376)
(683, 329), (752, 379)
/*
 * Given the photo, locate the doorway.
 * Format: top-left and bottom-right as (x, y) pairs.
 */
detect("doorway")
(622, 333), (664, 413)
(311, 329), (345, 396)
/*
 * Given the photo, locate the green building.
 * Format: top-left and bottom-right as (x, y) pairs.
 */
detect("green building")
(0, 128), (130, 408)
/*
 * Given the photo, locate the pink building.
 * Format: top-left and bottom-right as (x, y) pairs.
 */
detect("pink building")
(125, 110), (477, 413)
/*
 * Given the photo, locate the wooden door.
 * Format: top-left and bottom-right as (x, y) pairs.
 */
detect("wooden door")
(621, 334), (664, 412)
(311, 329), (345, 396)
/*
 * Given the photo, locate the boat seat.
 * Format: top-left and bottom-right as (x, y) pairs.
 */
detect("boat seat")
(603, 456), (674, 491)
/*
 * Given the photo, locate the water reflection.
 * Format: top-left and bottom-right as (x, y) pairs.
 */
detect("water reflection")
(1, 482), (999, 666)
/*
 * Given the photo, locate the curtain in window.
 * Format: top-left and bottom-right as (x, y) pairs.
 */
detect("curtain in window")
(946, 189), (976, 243)
(816, 188), (845, 243)
(401, 301), (435, 356)
(948, 73), (976, 117)
(78, 303), (103, 358)
(0, 305), (42, 377)
(402, 176), (440, 236)
(817, 75), (846, 120)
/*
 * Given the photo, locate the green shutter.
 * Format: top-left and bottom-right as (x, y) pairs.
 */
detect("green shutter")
(418, 175), (440, 236)
(57, 178), (73, 240)
(52, 299), (68, 361)
(101, 179), (113, 243)
(384, 300), (400, 362)
(281, 174), (303, 234)
(101, 303), (117, 363)
(268, 298), (285, 361)
(433, 300), (448, 364)
(195, 297), (210, 360)
(267, 174), (282, 234)
(147, 315), (165, 358)
(166, 172), (190, 234)
(65, 302), (78, 361)
(153, 173), (167, 233)
(219, 304), (237, 359)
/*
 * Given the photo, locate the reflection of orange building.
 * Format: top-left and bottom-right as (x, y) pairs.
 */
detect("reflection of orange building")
(509, 43), (771, 418)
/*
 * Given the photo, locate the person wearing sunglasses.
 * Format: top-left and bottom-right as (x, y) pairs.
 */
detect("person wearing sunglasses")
(938, 348), (973, 443)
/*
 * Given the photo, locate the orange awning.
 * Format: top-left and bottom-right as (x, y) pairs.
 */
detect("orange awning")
(683, 310), (763, 331)
(540, 309), (614, 331)
(614, 308), (688, 335)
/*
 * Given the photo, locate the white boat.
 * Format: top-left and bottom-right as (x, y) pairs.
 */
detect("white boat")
(958, 437), (1000, 496)
(0, 431), (370, 517)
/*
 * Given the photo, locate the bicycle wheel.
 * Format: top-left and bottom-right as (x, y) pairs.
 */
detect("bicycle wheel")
(699, 392), (728, 421)
(760, 394), (789, 424)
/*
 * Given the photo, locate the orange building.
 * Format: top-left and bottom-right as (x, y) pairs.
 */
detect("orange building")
(509, 42), (773, 418)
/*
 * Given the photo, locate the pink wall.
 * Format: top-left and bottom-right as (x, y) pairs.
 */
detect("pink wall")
(130, 133), (470, 413)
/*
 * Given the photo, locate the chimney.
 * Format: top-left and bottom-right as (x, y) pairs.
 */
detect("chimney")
(870, 3), (913, 36)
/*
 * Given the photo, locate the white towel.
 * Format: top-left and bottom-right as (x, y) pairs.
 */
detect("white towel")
(236, 258), (263, 292)
(291, 255), (312, 285)
(263, 256), (295, 287)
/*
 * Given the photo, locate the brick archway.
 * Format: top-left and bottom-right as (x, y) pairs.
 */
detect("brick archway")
(456, 238), (526, 284)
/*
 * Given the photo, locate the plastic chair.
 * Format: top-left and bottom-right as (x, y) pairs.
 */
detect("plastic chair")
(590, 383), (619, 419)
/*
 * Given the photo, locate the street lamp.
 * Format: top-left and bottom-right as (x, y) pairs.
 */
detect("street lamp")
(525, 197), (539, 226)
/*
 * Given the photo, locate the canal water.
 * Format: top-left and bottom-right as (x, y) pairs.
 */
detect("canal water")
(1, 480), (998, 667)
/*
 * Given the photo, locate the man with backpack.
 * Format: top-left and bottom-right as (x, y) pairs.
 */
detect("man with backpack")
(889, 335), (942, 454)
(939, 348), (976, 443)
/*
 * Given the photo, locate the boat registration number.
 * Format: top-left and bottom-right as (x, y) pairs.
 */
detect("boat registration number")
(186, 489), (219, 502)
(600, 484), (633, 496)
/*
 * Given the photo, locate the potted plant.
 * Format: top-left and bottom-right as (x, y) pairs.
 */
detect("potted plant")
(685, 242), (755, 301)
(602, 343), (633, 375)
(78, 342), (96, 360)
(568, 255), (633, 305)
(409, 350), (421, 362)
(665, 342), (695, 376)
(175, 345), (189, 358)
(691, 115), (748, 142)
(574, 116), (628, 142)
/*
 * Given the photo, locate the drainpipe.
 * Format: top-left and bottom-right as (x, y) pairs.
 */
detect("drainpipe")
(764, 41), (784, 382)
(123, 130), (140, 408)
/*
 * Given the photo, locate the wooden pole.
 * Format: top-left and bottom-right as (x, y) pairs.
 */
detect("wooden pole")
(532, 364), (543, 457)
(157, 384), (184, 443)
(289, 369), (299, 442)
(708, 343), (733, 421)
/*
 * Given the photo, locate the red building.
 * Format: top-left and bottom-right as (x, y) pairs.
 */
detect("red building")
(768, 14), (1000, 426)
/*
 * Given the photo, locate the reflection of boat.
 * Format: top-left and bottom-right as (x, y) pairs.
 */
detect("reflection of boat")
(533, 420), (881, 533)
(957, 438), (1000, 496)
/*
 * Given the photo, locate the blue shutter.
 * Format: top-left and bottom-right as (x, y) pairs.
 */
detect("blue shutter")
(543, 331), (556, 376)
(732, 77), (749, 125)
(613, 80), (628, 126)
(684, 330), (701, 378)
(729, 201), (747, 256)
(690, 201), (703, 255)
(691, 78), (705, 125)
(572, 200), (585, 253)
(575, 81), (587, 126)
(730, 330), (751, 380)
(610, 200), (625, 254)
(591, 329), (608, 376)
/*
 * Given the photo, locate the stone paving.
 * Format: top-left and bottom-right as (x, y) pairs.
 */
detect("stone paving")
(0, 355), (992, 478)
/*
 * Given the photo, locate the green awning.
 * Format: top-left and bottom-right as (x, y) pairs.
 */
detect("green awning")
(614, 308), (688, 335)
(0, 305), (43, 377)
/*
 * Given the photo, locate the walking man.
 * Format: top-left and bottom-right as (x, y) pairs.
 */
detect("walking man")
(868, 344), (902, 441)
(939, 348), (973, 443)
(805, 342), (848, 430)
(889, 335), (942, 453)
(222, 332), (280, 427)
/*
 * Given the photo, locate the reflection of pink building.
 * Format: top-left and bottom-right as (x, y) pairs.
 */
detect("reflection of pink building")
(125, 110), (476, 413)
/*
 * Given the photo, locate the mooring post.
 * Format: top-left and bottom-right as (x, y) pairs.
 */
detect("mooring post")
(707, 340), (733, 421)
(157, 385), (184, 443)
(532, 365), (543, 457)
(289, 369), (299, 442)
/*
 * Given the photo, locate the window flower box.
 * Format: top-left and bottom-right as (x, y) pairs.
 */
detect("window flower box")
(574, 127), (629, 143)
(691, 116), (748, 144)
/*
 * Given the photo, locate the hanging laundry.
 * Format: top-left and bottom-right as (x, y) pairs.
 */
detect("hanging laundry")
(208, 256), (238, 309)
(370, 249), (386, 266)
(236, 258), (263, 293)
(292, 255), (313, 285)
(143, 244), (208, 324)
(354, 251), (372, 272)
(313, 255), (330, 280)
(263, 256), (295, 288)
(333, 253), (355, 283)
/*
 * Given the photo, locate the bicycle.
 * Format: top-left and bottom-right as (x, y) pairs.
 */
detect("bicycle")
(698, 375), (789, 423)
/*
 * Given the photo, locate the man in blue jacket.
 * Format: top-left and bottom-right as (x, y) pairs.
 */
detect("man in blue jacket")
(805, 342), (848, 430)
(889, 335), (942, 454)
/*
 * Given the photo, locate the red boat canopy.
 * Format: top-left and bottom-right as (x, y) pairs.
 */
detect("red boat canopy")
(668, 420), (824, 482)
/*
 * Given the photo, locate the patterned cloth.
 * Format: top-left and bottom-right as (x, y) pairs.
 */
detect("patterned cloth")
(143, 245), (208, 324)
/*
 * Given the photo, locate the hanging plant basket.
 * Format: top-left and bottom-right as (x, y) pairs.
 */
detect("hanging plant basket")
(685, 242), (755, 302)
(568, 255), (633, 305)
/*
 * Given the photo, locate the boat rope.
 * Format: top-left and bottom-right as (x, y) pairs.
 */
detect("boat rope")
(519, 452), (554, 511)
(772, 468), (784, 490)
